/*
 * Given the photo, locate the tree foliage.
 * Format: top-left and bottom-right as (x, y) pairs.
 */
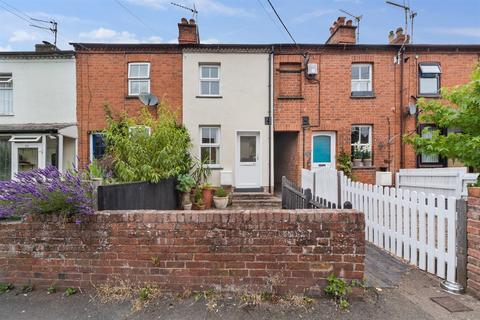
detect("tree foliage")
(103, 103), (192, 183)
(406, 64), (480, 184)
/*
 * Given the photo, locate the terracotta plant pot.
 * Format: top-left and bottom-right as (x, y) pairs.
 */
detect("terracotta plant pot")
(192, 203), (205, 210)
(353, 159), (363, 167)
(213, 196), (228, 209)
(180, 192), (191, 208)
(202, 188), (214, 209)
(468, 187), (480, 198)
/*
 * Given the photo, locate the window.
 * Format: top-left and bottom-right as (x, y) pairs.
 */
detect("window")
(351, 64), (373, 96)
(128, 126), (151, 137)
(419, 63), (441, 96)
(200, 127), (220, 165)
(278, 62), (302, 98)
(199, 65), (220, 96)
(351, 125), (372, 158)
(418, 125), (446, 167)
(0, 73), (13, 115)
(128, 63), (150, 96)
(0, 136), (11, 181)
(90, 133), (106, 161)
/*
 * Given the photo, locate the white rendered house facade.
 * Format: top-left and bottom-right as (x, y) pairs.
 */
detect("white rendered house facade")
(0, 49), (77, 180)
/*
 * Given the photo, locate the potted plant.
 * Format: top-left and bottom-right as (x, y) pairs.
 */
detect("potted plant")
(362, 149), (372, 167)
(192, 188), (205, 210)
(176, 173), (195, 210)
(201, 182), (214, 209)
(352, 146), (363, 167)
(213, 187), (229, 209)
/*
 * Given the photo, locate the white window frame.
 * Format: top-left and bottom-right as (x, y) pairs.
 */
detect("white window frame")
(128, 62), (151, 96)
(351, 63), (373, 94)
(351, 125), (372, 155)
(0, 73), (13, 115)
(199, 126), (220, 167)
(128, 125), (152, 136)
(419, 63), (441, 96)
(199, 64), (220, 97)
(89, 132), (106, 162)
(9, 135), (42, 143)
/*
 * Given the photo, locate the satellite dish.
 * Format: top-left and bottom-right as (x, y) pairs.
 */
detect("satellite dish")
(138, 93), (159, 106)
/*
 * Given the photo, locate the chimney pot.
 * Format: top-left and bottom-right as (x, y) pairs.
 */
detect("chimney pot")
(189, 18), (196, 24)
(181, 17), (188, 24)
(326, 16), (356, 45)
(396, 27), (404, 35)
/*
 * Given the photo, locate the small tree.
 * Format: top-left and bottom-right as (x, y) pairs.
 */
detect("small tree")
(406, 64), (480, 185)
(103, 103), (192, 183)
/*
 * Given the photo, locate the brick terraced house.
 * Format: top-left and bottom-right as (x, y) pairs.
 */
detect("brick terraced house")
(273, 17), (480, 188)
(49, 16), (480, 189)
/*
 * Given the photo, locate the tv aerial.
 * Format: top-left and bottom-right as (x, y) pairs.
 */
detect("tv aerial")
(30, 18), (58, 47)
(171, 2), (198, 20)
(386, 1), (417, 43)
(138, 93), (159, 107)
(339, 9), (362, 42)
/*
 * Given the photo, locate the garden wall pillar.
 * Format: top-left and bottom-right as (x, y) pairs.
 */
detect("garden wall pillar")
(467, 188), (480, 299)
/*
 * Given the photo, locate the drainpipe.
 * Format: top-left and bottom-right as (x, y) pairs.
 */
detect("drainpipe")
(268, 46), (274, 194)
(399, 48), (405, 168)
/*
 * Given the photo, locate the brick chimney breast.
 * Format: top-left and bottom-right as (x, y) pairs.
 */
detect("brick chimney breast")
(178, 17), (199, 44)
(326, 16), (357, 45)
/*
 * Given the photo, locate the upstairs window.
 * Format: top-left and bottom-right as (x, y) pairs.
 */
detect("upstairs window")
(199, 65), (220, 96)
(0, 73), (13, 115)
(200, 126), (220, 165)
(278, 62), (303, 98)
(351, 64), (373, 96)
(128, 62), (150, 96)
(419, 63), (441, 96)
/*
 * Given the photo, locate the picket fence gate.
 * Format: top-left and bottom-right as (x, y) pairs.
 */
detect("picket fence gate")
(301, 167), (467, 287)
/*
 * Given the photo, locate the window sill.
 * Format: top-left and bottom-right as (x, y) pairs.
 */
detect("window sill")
(418, 94), (441, 99)
(278, 96), (304, 100)
(417, 164), (446, 168)
(0, 113), (14, 116)
(125, 95), (141, 100)
(196, 95), (223, 99)
(350, 92), (376, 99)
(207, 166), (223, 170)
(352, 166), (376, 170)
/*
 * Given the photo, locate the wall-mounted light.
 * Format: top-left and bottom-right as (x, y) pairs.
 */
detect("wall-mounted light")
(406, 103), (417, 116)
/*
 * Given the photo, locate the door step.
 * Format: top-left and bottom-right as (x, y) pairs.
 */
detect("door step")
(231, 192), (281, 209)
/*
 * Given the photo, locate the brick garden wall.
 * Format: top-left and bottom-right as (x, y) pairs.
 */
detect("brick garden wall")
(0, 209), (364, 295)
(468, 191), (480, 299)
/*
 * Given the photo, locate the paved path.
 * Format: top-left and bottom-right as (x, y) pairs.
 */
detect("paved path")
(365, 243), (411, 288)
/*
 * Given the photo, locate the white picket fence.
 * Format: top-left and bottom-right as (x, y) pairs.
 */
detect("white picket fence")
(396, 167), (478, 199)
(301, 167), (462, 283)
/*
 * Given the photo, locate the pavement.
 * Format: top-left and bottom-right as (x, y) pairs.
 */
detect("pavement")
(1, 245), (480, 319)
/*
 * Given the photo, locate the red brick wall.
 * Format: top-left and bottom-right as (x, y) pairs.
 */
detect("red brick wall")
(0, 209), (365, 295)
(467, 190), (480, 299)
(273, 47), (479, 184)
(75, 50), (183, 168)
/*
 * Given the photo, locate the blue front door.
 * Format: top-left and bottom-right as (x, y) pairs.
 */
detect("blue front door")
(312, 132), (335, 168)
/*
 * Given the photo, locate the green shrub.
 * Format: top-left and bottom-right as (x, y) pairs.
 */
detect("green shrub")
(324, 274), (352, 310)
(103, 104), (192, 183)
(176, 174), (195, 193)
(215, 187), (228, 197)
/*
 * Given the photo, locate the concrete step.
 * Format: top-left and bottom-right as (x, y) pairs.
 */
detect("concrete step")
(230, 192), (282, 209)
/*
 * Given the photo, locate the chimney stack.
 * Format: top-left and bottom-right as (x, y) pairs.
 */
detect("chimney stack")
(388, 27), (410, 45)
(35, 42), (58, 52)
(326, 16), (357, 45)
(178, 17), (199, 44)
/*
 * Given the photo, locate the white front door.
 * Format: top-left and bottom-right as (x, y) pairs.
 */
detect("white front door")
(11, 143), (44, 178)
(311, 132), (336, 169)
(235, 132), (261, 189)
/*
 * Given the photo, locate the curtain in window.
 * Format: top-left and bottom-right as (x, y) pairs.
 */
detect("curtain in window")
(0, 137), (11, 180)
(0, 82), (13, 114)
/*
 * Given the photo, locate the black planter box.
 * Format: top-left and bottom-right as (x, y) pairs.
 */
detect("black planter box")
(97, 179), (178, 210)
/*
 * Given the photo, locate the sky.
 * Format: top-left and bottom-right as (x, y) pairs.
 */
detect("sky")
(0, 0), (479, 51)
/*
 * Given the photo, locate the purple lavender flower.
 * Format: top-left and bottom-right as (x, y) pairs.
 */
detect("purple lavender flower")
(0, 166), (95, 219)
